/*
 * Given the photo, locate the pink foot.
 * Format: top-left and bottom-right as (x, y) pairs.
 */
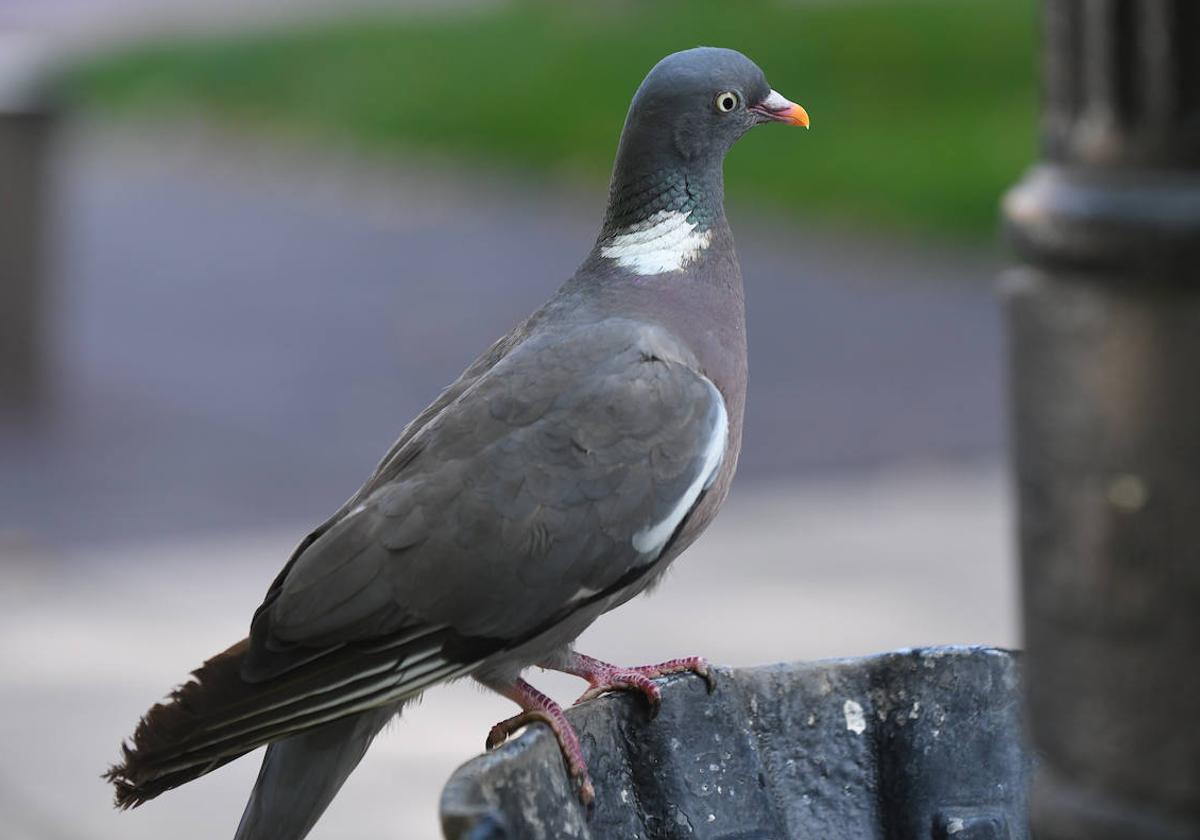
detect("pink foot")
(556, 653), (715, 715)
(485, 678), (595, 806)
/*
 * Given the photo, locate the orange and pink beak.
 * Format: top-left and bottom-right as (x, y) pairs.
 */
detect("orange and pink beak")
(751, 89), (810, 128)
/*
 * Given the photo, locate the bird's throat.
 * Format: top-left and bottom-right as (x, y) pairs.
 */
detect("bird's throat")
(596, 164), (726, 277)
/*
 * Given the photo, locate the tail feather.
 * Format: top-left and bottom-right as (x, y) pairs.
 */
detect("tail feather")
(106, 639), (251, 808)
(105, 630), (478, 809)
(141, 645), (438, 772)
(233, 701), (402, 840)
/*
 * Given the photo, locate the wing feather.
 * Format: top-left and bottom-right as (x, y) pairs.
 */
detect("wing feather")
(258, 318), (727, 651)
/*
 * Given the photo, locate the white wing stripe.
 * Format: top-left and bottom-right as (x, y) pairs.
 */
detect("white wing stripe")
(198, 657), (402, 733)
(631, 383), (728, 555)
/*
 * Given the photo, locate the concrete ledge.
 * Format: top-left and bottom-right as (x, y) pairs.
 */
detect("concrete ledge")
(441, 646), (1029, 839)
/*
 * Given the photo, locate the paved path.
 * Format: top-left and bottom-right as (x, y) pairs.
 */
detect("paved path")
(1, 468), (1015, 840)
(0, 123), (1006, 548)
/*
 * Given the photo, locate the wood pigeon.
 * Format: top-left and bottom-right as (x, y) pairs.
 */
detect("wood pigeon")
(106, 45), (808, 838)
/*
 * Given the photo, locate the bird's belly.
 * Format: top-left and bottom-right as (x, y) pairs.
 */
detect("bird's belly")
(471, 598), (614, 685)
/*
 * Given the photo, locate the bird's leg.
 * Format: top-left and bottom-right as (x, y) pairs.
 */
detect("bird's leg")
(484, 677), (595, 806)
(544, 652), (715, 715)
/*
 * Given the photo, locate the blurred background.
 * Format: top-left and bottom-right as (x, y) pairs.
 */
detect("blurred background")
(0, 1), (1034, 838)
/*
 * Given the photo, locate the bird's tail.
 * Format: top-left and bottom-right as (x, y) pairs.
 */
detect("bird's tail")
(106, 639), (255, 806)
(233, 700), (402, 840)
(105, 629), (474, 809)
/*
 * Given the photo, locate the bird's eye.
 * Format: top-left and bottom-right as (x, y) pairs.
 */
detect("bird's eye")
(715, 92), (739, 113)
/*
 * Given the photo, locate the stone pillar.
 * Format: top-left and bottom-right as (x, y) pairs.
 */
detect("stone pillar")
(0, 35), (55, 413)
(1003, 2), (1200, 837)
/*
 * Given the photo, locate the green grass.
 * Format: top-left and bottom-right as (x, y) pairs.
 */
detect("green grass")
(71, 0), (1037, 240)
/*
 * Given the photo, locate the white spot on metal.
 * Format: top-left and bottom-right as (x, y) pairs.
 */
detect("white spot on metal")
(946, 817), (965, 834)
(1107, 473), (1149, 511)
(600, 209), (713, 275)
(843, 699), (867, 735)
(633, 384), (727, 555)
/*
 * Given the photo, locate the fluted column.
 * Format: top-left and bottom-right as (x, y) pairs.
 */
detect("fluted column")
(1004, 2), (1200, 837)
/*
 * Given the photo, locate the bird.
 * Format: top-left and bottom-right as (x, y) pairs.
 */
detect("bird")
(106, 46), (808, 839)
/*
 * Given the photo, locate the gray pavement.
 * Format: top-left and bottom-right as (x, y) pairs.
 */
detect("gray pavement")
(1, 467), (1015, 840)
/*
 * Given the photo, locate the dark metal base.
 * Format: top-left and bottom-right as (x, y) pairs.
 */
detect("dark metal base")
(1005, 268), (1200, 840)
(440, 646), (1030, 840)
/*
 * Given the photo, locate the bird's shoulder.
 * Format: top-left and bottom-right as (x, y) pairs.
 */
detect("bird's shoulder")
(366, 314), (705, 484)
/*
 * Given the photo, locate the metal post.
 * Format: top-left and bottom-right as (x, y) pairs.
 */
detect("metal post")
(0, 35), (55, 412)
(1003, 2), (1200, 837)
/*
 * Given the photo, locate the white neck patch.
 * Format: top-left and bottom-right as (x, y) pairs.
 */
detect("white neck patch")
(600, 209), (712, 275)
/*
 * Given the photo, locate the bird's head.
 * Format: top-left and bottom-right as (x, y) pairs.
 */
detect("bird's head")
(620, 47), (809, 166)
(595, 47), (807, 265)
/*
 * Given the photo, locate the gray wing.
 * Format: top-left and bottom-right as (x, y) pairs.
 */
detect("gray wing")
(261, 318), (532, 574)
(249, 317), (727, 674)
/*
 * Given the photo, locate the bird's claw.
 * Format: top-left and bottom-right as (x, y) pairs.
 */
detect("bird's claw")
(578, 777), (596, 809)
(485, 710), (553, 751)
(575, 671), (662, 716)
(484, 680), (595, 808)
(657, 655), (714, 693)
(491, 656), (715, 807)
(571, 655), (713, 716)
